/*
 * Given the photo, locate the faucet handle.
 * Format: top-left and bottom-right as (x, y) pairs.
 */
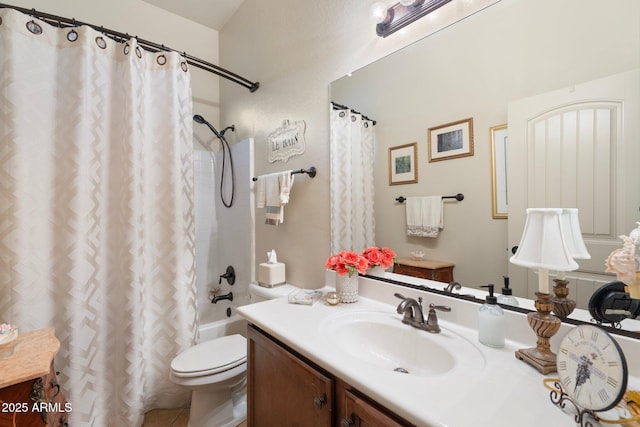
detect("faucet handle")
(424, 304), (451, 333)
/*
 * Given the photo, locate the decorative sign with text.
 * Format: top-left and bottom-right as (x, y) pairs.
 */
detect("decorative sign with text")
(268, 120), (306, 163)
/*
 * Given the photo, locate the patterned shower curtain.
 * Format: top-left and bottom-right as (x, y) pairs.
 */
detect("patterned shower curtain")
(329, 106), (376, 254)
(0, 9), (197, 426)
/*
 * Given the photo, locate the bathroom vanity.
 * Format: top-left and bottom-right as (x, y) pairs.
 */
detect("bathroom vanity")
(0, 328), (69, 427)
(238, 277), (640, 426)
(248, 324), (412, 426)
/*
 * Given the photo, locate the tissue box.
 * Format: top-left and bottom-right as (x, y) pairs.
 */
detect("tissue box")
(258, 262), (286, 287)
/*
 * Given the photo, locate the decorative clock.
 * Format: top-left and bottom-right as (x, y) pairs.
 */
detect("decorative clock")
(556, 324), (628, 412)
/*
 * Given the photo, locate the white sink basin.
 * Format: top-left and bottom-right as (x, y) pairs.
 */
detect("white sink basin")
(320, 310), (485, 376)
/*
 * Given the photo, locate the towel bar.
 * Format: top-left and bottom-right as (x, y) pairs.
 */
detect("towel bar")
(395, 193), (464, 203)
(252, 166), (316, 182)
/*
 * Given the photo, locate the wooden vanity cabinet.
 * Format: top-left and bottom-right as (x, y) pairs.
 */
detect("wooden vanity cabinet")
(247, 324), (333, 427)
(336, 380), (410, 427)
(393, 258), (454, 283)
(247, 324), (415, 427)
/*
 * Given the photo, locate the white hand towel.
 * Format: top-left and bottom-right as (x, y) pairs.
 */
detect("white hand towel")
(256, 171), (295, 225)
(279, 171), (294, 204)
(256, 175), (268, 209)
(406, 196), (443, 237)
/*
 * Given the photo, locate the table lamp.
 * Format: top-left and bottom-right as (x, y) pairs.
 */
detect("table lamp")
(552, 208), (591, 317)
(510, 208), (578, 374)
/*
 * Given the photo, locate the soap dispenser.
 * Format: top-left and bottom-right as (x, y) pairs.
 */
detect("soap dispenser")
(478, 284), (505, 348)
(497, 276), (519, 307)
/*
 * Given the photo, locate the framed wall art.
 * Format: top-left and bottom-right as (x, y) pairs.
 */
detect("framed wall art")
(428, 117), (474, 162)
(388, 142), (418, 185)
(490, 124), (508, 218)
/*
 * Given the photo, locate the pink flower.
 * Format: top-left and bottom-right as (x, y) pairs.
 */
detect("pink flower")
(360, 246), (397, 269)
(325, 250), (369, 277)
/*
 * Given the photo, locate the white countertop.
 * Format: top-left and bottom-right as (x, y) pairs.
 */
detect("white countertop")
(238, 276), (640, 427)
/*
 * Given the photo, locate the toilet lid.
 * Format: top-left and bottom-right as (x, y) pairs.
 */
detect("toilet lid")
(171, 334), (247, 378)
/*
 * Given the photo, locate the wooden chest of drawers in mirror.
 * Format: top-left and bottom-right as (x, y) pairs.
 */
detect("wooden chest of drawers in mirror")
(393, 258), (455, 283)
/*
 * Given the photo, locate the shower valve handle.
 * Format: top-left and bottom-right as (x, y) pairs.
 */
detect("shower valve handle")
(219, 266), (236, 285)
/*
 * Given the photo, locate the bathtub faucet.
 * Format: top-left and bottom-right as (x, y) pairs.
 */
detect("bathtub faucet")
(212, 292), (233, 304)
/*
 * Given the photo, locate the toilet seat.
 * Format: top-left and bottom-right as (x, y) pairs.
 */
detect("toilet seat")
(171, 334), (247, 378)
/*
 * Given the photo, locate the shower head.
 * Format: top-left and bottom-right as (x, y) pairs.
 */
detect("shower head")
(193, 114), (221, 139)
(192, 114), (236, 208)
(220, 125), (235, 137)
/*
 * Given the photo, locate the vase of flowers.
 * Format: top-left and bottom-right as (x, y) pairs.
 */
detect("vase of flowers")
(361, 246), (396, 277)
(325, 250), (368, 303)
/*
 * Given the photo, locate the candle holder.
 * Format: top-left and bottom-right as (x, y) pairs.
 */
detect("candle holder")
(515, 292), (561, 374)
(551, 278), (576, 318)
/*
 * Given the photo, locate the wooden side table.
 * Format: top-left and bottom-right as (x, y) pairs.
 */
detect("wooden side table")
(393, 258), (455, 283)
(0, 328), (69, 426)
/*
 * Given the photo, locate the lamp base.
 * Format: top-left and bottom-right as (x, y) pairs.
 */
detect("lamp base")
(551, 278), (576, 318)
(515, 292), (561, 374)
(515, 348), (557, 375)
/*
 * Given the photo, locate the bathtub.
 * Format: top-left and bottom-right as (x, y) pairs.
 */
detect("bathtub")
(197, 314), (248, 343)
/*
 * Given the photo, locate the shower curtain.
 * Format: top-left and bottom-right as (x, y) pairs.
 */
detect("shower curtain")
(329, 106), (376, 254)
(0, 9), (197, 426)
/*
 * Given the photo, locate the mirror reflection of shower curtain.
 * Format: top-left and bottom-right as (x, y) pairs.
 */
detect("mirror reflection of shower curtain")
(0, 9), (197, 426)
(330, 106), (376, 253)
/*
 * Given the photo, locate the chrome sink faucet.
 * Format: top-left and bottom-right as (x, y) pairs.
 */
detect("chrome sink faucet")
(396, 296), (425, 324)
(444, 281), (462, 294)
(394, 293), (451, 333)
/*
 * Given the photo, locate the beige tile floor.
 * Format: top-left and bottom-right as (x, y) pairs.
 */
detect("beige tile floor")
(142, 408), (247, 427)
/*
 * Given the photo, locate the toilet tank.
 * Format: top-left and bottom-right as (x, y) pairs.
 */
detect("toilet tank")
(249, 283), (298, 303)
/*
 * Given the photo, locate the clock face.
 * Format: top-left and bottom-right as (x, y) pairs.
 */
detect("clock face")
(556, 324), (628, 411)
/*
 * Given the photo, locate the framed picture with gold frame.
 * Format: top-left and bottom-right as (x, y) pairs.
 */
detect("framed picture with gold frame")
(388, 142), (418, 185)
(490, 124), (508, 218)
(428, 117), (474, 162)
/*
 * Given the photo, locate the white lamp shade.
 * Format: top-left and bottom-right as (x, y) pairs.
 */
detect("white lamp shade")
(561, 208), (591, 259)
(510, 208), (579, 271)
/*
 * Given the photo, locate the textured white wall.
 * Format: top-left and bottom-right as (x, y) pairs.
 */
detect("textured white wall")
(219, 0), (499, 288)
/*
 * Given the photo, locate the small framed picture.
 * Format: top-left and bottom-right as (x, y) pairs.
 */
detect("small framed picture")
(428, 117), (474, 162)
(388, 142), (418, 185)
(490, 124), (508, 218)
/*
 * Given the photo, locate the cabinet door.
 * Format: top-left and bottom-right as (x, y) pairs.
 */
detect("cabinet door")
(337, 381), (414, 427)
(248, 325), (333, 427)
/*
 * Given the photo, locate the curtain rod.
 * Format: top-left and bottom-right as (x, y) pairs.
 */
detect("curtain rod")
(0, 2), (260, 93)
(331, 102), (376, 125)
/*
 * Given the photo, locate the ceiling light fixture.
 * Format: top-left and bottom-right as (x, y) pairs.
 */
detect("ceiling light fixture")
(376, 0), (453, 38)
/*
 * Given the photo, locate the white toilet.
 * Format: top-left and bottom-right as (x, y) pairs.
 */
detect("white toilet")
(170, 283), (298, 427)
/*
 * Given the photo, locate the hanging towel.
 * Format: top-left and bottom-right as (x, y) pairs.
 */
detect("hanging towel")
(256, 171), (295, 225)
(406, 196), (444, 237)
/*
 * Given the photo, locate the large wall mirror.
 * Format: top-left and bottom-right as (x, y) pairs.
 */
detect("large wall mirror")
(330, 0), (640, 335)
